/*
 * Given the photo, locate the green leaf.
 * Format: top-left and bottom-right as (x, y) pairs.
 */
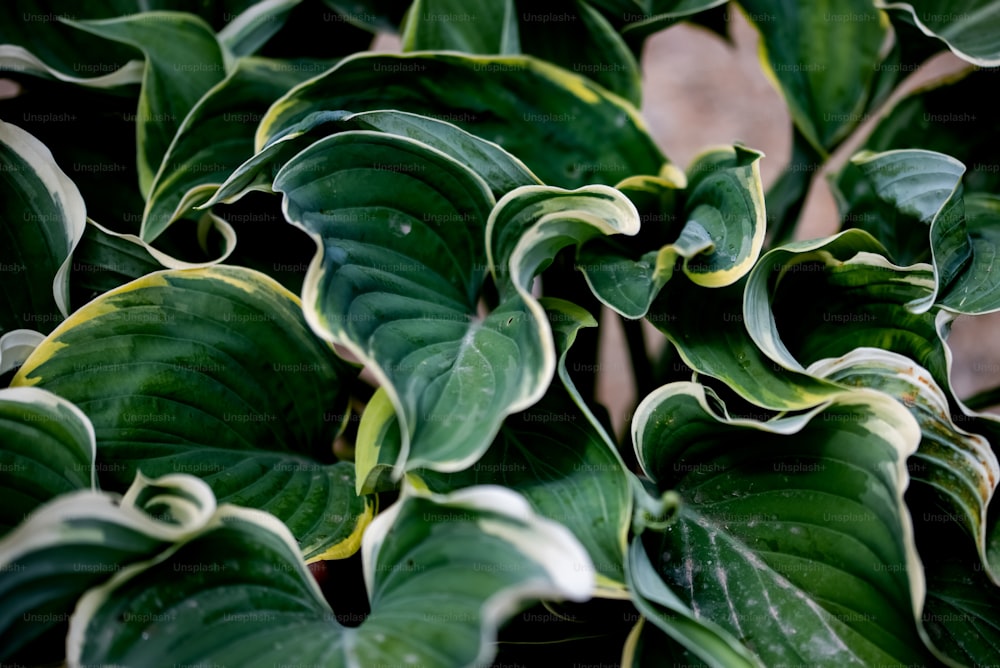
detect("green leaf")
(11, 265), (370, 560)
(0, 119), (86, 335)
(219, 0), (303, 57)
(402, 0), (520, 54)
(833, 68), (1000, 198)
(0, 1), (291, 83)
(280, 129), (641, 478)
(737, 0), (887, 154)
(674, 144), (767, 288)
(843, 158), (1000, 315)
(619, 0), (729, 42)
(945, 193), (1000, 314)
(411, 390), (634, 595)
(577, 144), (765, 320)
(0, 329), (45, 376)
(488, 184), (641, 299)
(625, 536), (764, 668)
(847, 149), (970, 313)
(916, 522), (1000, 666)
(0, 386), (94, 538)
(274, 130), (510, 475)
(70, 484), (595, 668)
(65, 12), (227, 197)
(207, 108), (542, 208)
(809, 348), (999, 581)
(647, 277), (842, 411)
(405, 301), (633, 595)
(403, 1), (643, 104)
(321, 0), (411, 32)
(575, 172), (687, 319)
(142, 56), (314, 243)
(745, 229), (949, 396)
(876, 0), (1000, 65)
(0, 1), (144, 86)
(257, 52), (665, 187)
(632, 381), (935, 666)
(515, 0), (643, 106)
(845, 149), (1000, 315)
(356, 299), (635, 598)
(68, 219), (164, 311)
(0, 45), (142, 88)
(0, 471), (218, 664)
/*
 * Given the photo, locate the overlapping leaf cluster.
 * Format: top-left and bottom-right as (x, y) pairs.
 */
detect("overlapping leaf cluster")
(2, 1), (1000, 666)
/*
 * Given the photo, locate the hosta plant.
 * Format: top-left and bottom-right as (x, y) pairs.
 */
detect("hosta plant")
(2, 1), (1000, 666)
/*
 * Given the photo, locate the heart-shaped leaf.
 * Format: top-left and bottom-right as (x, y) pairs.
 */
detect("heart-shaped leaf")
(12, 265), (369, 560)
(277, 129), (640, 476)
(404, 301), (634, 595)
(632, 381), (936, 666)
(69, 483), (595, 668)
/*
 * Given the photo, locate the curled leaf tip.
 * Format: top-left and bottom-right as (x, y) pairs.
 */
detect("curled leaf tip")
(633, 487), (681, 534)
